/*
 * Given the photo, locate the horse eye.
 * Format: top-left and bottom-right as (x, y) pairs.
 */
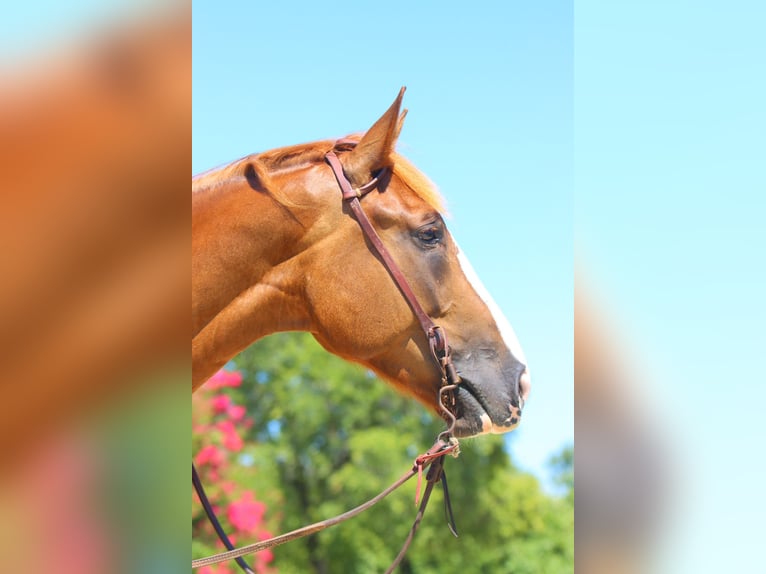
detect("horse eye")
(416, 225), (442, 246)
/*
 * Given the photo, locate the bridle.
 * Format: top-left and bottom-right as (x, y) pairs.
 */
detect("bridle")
(192, 140), (463, 573)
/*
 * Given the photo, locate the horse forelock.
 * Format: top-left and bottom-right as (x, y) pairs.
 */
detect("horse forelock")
(192, 139), (446, 214)
(389, 152), (446, 215)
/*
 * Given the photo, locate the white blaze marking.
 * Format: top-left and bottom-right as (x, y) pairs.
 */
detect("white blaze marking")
(455, 243), (528, 368)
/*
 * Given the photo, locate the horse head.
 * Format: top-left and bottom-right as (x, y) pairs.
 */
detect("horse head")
(192, 88), (530, 438)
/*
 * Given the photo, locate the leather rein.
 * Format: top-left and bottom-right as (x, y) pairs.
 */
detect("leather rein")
(192, 141), (463, 573)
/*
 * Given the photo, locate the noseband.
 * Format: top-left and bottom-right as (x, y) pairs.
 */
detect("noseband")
(192, 140), (463, 573)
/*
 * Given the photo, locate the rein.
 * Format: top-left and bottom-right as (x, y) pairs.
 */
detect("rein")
(192, 141), (463, 572)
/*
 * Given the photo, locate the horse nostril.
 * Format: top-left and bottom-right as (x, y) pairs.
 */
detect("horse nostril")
(518, 368), (531, 406)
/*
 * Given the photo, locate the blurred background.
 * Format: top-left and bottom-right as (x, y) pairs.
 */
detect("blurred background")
(0, 1), (189, 573)
(576, 2), (766, 572)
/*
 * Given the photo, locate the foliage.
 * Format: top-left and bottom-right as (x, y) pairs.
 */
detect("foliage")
(549, 445), (574, 506)
(192, 371), (275, 574)
(193, 333), (573, 573)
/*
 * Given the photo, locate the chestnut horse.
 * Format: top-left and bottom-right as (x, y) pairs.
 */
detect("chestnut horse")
(192, 89), (530, 437)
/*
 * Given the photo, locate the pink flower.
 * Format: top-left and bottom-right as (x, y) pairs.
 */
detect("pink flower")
(211, 394), (232, 414)
(206, 370), (243, 390)
(220, 480), (236, 495)
(195, 445), (224, 468)
(227, 492), (266, 533)
(257, 548), (274, 571)
(217, 420), (243, 452)
(227, 405), (246, 422)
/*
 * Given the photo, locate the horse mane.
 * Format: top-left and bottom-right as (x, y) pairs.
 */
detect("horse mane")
(192, 137), (446, 213)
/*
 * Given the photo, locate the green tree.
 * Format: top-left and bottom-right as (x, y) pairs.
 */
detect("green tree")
(549, 445), (574, 505)
(210, 332), (572, 573)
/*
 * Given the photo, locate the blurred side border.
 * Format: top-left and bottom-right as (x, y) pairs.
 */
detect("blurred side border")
(0, 3), (189, 574)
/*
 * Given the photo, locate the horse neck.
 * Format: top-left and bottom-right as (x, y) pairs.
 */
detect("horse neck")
(192, 172), (314, 388)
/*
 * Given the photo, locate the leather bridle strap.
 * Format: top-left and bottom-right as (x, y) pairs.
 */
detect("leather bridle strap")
(192, 464), (255, 574)
(192, 438), (458, 570)
(324, 150), (461, 400)
(325, 151), (439, 341)
(384, 453), (454, 574)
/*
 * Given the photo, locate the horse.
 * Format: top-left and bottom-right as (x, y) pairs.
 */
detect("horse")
(192, 88), (530, 438)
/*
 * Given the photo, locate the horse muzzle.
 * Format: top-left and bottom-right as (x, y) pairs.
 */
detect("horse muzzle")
(449, 366), (530, 438)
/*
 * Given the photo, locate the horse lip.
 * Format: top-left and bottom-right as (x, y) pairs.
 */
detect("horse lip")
(449, 378), (492, 437)
(456, 377), (491, 417)
(450, 377), (522, 437)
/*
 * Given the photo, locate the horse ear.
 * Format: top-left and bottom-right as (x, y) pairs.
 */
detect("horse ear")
(394, 108), (408, 141)
(342, 87), (406, 186)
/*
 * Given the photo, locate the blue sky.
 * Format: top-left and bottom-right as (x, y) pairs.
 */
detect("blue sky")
(193, 1), (574, 490)
(577, 2), (765, 572)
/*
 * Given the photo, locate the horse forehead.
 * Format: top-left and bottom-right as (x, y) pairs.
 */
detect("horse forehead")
(378, 177), (440, 223)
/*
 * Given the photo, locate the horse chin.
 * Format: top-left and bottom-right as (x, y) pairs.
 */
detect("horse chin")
(450, 382), (522, 438)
